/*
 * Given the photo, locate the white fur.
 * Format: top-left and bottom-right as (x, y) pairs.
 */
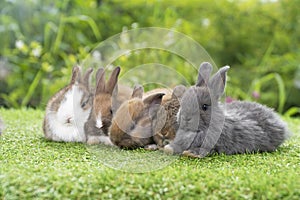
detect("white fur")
(144, 144), (158, 150)
(98, 135), (113, 145)
(176, 108), (181, 122)
(164, 144), (174, 154)
(47, 85), (91, 142)
(96, 113), (103, 128)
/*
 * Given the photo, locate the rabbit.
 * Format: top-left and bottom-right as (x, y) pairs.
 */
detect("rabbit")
(109, 85), (165, 149)
(43, 66), (94, 142)
(84, 66), (132, 145)
(164, 62), (290, 158)
(152, 85), (186, 148)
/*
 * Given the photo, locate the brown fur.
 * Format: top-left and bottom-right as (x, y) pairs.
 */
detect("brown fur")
(143, 88), (172, 104)
(153, 85), (186, 148)
(84, 66), (132, 144)
(109, 85), (164, 149)
(153, 98), (180, 147)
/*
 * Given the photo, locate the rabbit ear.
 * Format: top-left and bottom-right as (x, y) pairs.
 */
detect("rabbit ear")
(143, 93), (165, 107)
(143, 93), (165, 119)
(82, 68), (93, 88)
(172, 85), (186, 99)
(196, 62), (213, 87)
(70, 66), (80, 85)
(132, 85), (143, 99)
(112, 83), (118, 99)
(96, 67), (105, 84)
(95, 67), (106, 94)
(209, 65), (230, 99)
(111, 83), (119, 114)
(106, 66), (121, 94)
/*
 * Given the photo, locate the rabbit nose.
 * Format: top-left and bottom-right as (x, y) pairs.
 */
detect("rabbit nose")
(163, 139), (170, 146)
(66, 117), (73, 124)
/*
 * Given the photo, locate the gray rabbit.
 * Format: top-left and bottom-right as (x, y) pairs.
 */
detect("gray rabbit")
(164, 62), (290, 158)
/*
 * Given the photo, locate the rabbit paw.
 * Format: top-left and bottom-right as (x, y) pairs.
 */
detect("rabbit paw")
(87, 136), (113, 146)
(182, 150), (202, 158)
(163, 144), (174, 154)
(86, 136), (99, 145)
(144, 144), (158, 151)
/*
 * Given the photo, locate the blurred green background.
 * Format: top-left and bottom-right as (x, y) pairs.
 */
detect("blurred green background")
(0, 0), (299, 116)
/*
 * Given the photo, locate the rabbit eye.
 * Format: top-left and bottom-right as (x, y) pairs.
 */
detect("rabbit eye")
(202, 104), (209, 111)
(81, 101), (87, 108)
(81, 96), (91, 109)
(81, 99), (89, 108)
(110, 109), (113, 115)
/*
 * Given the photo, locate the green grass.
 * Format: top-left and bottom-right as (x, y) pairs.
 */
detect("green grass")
(0, 109), (299, 199)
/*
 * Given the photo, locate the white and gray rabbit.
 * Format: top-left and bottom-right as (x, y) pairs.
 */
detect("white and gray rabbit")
(165, 62), (290, 158)
(43, 66), (93, 142)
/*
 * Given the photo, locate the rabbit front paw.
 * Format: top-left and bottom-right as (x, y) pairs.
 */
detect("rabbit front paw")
(163, 144), (174, 154)
(182, 150), (202, 158)
(87, 136), (113, 146)
(182, 149), (206, 158)
(144, 144), (158, 151)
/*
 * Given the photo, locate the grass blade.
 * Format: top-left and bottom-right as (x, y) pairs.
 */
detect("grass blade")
(21, 69), (43, 107)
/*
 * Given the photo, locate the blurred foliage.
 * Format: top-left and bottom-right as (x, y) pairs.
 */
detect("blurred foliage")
(0, 0), (299, 116)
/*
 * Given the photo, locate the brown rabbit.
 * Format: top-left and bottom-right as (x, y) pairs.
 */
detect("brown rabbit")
(84, 66), (132, 145)
(153, 85), (186, 148)
(43, 66), (93, 142)
(109, 85), (165, 149)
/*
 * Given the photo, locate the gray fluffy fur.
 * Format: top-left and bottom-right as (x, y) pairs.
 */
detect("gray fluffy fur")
(167, 62), (290, 157)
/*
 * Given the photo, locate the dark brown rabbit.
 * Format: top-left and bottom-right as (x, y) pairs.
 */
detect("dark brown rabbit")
(43, 66), (93, 142)
(153, 85), (186, 148)
(109, 85), (165, 149)
(84, 66), (132, 145)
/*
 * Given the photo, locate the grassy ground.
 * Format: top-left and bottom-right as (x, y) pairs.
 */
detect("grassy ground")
(0, 109), (299, 199)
